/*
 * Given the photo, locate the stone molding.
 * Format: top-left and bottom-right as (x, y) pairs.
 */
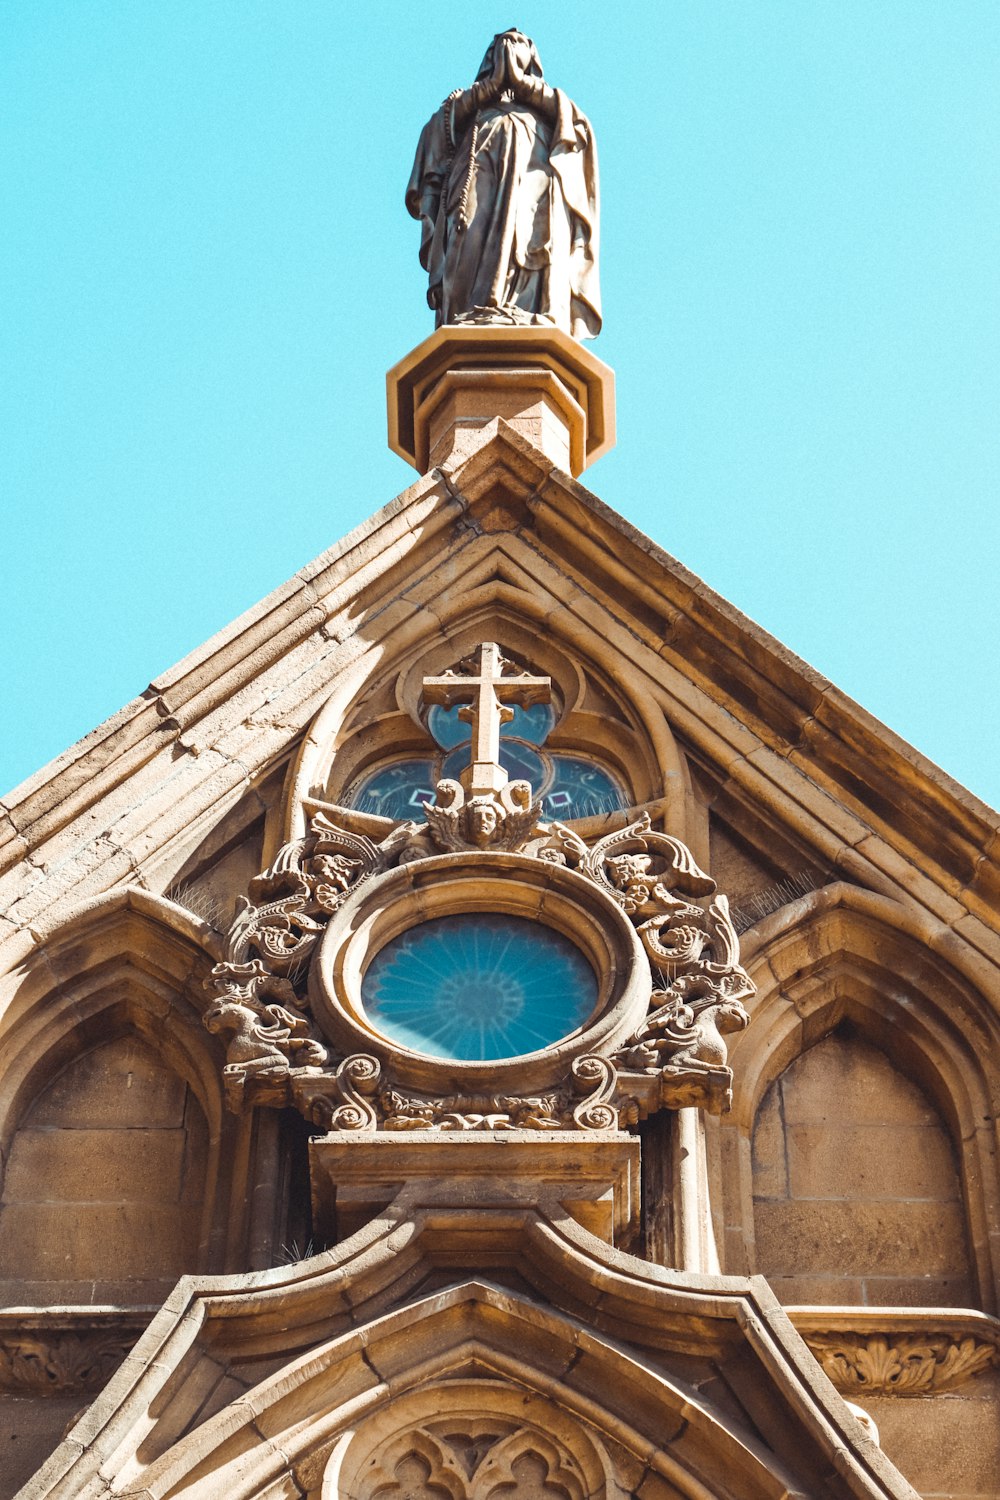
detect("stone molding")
(790, 1310), (1000, 1396)
(18, 1195), (913, 1500)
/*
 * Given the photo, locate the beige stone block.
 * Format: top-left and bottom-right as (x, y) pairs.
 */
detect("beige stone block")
(765, 1273), (867, 1305)
(4, 1128), (186, 1204)
(0, 1393), (87, 1499)
(860, 1273), (975, 1308)
(865, 1381), (1000, 1495)
(0, 1276), (175, 1308)
(785, 1123), (959, 1202)
(777, 1040), (939, 1127)
(749, 1089), (787, 1200)
(0, 1202), (196, 1281)
(27, 1037), (187, 1129)
(753, 1199), (970, 1278)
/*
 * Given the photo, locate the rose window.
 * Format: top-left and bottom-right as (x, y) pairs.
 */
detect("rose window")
(361, 913), (598, 1061)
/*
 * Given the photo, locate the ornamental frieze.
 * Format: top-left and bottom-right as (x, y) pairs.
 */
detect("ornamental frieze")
(805, 1331), (997, 1395)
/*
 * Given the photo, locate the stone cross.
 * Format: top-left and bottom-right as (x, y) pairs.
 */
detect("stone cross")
(423, 642), (551, 795)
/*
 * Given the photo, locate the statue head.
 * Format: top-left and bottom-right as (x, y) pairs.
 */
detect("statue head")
(477, 29), (544, 83)
(468, 799), (502, 846)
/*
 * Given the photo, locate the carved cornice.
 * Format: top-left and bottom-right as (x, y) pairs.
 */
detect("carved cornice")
(0, 1313), (149, 1395)
(804, 1330), (996, 1395)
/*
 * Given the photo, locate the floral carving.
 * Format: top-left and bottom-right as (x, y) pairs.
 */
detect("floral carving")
(0, 1331), (135, 1394)
(806, 1332), (997, 1395)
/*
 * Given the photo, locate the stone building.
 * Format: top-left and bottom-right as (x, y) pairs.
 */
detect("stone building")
(1, 321), (999, 1500)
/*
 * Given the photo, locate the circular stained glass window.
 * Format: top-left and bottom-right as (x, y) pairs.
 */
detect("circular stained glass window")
(361, 914), (598, 1061)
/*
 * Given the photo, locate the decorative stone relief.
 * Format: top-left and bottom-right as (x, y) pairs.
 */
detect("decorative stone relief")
(202, 645), (754, 1129)
(0, 1330), (134, 1394)
(341, 1418), (589, 1500)
(805, 1332), (997, 1395)
(204, 803), (751, 1127)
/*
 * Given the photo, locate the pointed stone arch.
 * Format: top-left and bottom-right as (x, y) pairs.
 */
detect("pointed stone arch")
(0, 890), (240, 1301)
(282, 563), (694, 856)
(717, 883), (1000, 1311)
(49, 1279), (885, 1500)
(24, 1189), (918, 1500)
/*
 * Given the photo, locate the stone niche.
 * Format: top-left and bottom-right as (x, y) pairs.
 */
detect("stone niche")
(0, 1033), (208, 1308)
(751, 1026), (973, 1306)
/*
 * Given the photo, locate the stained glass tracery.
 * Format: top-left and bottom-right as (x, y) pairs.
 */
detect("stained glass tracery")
(347, 697), (627, 821)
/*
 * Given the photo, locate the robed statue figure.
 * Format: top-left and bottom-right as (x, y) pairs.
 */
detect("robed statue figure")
(406, 30), (601, 341)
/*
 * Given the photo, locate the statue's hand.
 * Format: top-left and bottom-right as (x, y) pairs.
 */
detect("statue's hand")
(491, 39), (510, 93)
(505, 41), (526, 94)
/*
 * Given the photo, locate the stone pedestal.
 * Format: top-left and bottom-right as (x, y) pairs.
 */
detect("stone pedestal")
(310, 1130), (639, 1246)
(386, 325), (615, 476)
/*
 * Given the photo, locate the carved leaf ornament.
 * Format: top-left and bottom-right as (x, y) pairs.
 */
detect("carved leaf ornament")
(806, 1332), (997, 1395)
(0, 1332), (133, 1394)
(202, 652), (754, 1132)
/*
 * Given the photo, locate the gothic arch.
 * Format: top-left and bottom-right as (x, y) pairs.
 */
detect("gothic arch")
(718, 883), (1000, 1311)
(80, 1282), (841, 1500)
(324, 1381), (617, 1500)
(281, 580), (692, 858)
(0, 889), (235, 1289)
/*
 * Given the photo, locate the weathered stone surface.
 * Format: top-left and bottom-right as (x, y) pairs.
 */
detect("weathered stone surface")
(0, 1394), (85, 1500)
(866, 1375), (1000, 1497)
(0, 356), (997, 1500)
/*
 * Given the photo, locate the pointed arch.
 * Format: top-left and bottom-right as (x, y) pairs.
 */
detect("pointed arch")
(63, 1281), (877, 1500)
(718, 883), (1000, 1311)
(0, 889), (238, 1298)
(281, 550), (695, 858)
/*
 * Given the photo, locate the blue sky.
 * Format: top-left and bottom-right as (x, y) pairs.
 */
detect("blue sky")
(3, 3), (999, 808)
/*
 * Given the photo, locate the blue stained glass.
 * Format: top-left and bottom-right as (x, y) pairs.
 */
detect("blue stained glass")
(361, 914), (597, 1061)
(543, 756), (628, 820)
(441, 740), (545, 788)
(428, 700), (555, 748)
(348, 760), (436, 820)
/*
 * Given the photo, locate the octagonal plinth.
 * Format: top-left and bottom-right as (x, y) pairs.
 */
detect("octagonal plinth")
(387, 325), (615, 477)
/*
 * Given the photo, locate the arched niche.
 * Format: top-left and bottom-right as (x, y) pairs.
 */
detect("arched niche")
(714, 884), (1000, 1312)
(279, 592), (694, 858)
(324, 1382), (620, 1500)
(0, 892), (241, 1304)
(0, 1027), (209, 1302)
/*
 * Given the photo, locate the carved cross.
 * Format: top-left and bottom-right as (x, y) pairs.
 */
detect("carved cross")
(423, 642), (551, 794)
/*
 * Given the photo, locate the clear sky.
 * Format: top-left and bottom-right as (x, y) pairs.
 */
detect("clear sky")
(3, 3), (999, 809)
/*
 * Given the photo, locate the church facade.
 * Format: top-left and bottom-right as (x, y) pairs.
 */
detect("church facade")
(1, 323), (999, 1500)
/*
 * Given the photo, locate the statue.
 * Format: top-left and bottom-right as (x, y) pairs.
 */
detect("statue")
(406, 29), (601, 340)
